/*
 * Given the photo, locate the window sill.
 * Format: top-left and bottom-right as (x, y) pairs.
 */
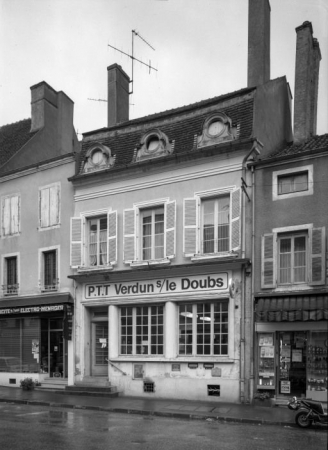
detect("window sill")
(110, 356), (234, 363)
(129, 258), (171, 269)
(38, 224), (61, 231)
(191, 252), (239, 262)
(77, 264), (114, 273)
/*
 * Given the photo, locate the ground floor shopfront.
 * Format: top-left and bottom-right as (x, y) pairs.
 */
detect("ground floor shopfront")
(254, 293), (328, 403)
(0, 293), (73, 387)
(74, 263), (251, 403)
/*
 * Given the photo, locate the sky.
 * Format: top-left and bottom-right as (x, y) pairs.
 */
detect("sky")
(0, 0), (327, 139)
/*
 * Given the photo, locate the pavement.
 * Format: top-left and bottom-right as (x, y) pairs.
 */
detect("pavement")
(0, 385), (301, 427)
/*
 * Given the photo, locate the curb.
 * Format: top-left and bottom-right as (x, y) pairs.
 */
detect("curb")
(0, 397), (297, 427)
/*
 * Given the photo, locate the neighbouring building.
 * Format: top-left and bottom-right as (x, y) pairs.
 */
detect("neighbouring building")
(0, 82), (79, 387)
(252, 21), (327, 404)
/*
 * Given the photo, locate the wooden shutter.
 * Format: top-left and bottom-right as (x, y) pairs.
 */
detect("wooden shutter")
(11, 195), (20, 234)
(49, 185), (60, 226)
(70, 217), (82, 268)
(107, 210), (117, 265)
(40, 188), (49, 228)
(261, 233), (276, 288)
(3, 197), (11, 235)
(123, 208), (136, 262)
(165, 200), (176, 258)
(309, 227), (326, 285)
(183, 198), (198, 257)
(230, 187), (241, 251)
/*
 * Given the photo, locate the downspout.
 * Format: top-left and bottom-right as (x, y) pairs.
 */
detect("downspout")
(250, 164), (256, 402)
(239, 139), (262, 403)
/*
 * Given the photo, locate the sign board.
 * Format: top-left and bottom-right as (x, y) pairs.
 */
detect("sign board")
(171, 364), (181, 372)
(211, 367), (222, 377)
(188, 363), (198, 369)
(85, 273), (229, 299)
(280, 380), (291, 394)
(204, 363), (214, 370)
(0, 304), (65, 315)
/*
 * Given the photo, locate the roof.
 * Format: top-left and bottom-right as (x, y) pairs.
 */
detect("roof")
(77, 92), (255, 174)
(0, 119), (37, 167)
(270, 133), (328, 158)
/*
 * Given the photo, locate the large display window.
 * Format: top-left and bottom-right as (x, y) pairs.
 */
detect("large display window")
(257, 333), (275, 389)
(306, 331), (328, 401)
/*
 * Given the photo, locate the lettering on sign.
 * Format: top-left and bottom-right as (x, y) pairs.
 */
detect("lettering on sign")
(0, 304), (64, 315)
(86, 273), (229, 299)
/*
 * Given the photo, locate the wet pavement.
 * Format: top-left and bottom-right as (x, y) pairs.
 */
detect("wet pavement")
(0, 386), (300, 426)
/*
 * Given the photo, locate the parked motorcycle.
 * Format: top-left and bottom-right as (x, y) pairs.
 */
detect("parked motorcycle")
(287, 396), (328, 428)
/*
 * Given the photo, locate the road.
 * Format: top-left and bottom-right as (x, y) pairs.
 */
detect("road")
(0, 403), (326, 450)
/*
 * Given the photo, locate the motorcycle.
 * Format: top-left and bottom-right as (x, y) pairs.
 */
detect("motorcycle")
(287, 396), (328, 428)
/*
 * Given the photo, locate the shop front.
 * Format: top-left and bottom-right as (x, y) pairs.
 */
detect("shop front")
(0, 293), (73, 386)
(255, 294), (328, 403)
(75, 266), (246, 402)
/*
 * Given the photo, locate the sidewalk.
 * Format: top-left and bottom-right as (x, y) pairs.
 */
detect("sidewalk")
(0, 386), (298, 427)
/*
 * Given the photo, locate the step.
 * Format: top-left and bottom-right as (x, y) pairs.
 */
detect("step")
(65, 385), (116, 393)
(37, 378), (68, 390)
(55, 389), (120, 398)
(75, 377), (111, 387)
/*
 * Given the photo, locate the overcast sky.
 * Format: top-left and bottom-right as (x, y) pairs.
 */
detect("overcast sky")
(1, 0), (327, 139)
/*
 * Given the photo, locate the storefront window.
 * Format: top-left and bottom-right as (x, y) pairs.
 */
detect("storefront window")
(0, 318), (40, 373)
(257, 333), (275, 389)
(306, 331), (328, 400)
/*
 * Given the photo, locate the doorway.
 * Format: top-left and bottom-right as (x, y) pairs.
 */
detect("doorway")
(91, 322), (108, 376)
(41, 318), (68, 378)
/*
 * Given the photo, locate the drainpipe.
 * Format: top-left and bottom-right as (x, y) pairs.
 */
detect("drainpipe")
(250, 164), (256, 402)
(240, 139), (262, 403)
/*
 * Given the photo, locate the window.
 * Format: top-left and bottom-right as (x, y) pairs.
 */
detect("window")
(120, 305), (164, 355)
(39, 184), (60, 228)
(197, 112), (236, 148)
(82, 144), (115, 173)
(1, 194), (20, 236)
(40, 248), (58, 291)
(3, 256), (18, 295)
(123, 200), (176, 264)
(278, 234), (307, 284)
(183, 188), (241, 258)
(179, 301), (228, 356)
(88, 216), (107, 266)
(272, 165), (313, 200)
(70, 211), (117, 269)
(278, 172), (308, 195)
(261, 226), (326, 288)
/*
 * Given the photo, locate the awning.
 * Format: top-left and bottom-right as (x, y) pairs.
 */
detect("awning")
(0, 293), (73, 316)
(255, 294), (328, 322)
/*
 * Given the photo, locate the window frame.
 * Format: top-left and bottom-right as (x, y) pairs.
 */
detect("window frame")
(38, 246), (59, 292)
(1, 252), (20, 296)
(119, 305), (164, 356)
(1, 193), (20, 237)
(87, 215), (108, 267)
(277, 232), (308, 285)
(38, 182), (61, 230)
(200, 194), (230, 254)
(140, 206), (165, 261)
(272, 165), (313, 201)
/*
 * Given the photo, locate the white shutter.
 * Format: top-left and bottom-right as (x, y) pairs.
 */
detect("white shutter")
(183, 198), (198, 257)
(40, 188), (49, 228)
(11, 195), (20, 234)
(107, 210), (117, 265)
(230, 187), (241, 252)
(3, 197), (11, 235)
(309, 227), (326, 285)
(49, 185), (60, 226)
(123, 208), (136, 262)
(70, 217), (82, 268)
(261, 233), (276, 288)
(165, 200), (176, 258)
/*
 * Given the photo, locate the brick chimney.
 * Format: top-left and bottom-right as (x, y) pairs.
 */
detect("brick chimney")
(294, 21), (321, 143)
(247, 0), (271, 87)
(107, 64), (130, 127)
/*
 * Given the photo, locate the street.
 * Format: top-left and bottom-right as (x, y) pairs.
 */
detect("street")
(0, 403), (326, 450)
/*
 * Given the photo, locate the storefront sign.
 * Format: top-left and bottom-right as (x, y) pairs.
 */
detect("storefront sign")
(0, 304), (65, 315)
(86, 273), (229, 299)
(280, 380), (291, 394)
(204, 363), (214, 369)
(188, 363), (198, 369)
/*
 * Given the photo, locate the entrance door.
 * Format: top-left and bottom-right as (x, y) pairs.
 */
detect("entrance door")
(41, 318), (67, 378)
(91, 322), (108, 376)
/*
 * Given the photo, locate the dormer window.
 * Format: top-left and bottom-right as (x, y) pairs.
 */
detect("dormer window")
(197, 112), (236, 149)
(82, 143), (115, 173)
(133, 129), (173, 162)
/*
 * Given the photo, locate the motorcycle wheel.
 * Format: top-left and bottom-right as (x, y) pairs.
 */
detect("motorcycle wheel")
(295, 411), (312, 428)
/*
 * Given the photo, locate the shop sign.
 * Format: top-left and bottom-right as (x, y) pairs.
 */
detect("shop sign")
(86, 273), (229, 299)
(0, 304), (64, 315)
(280, 380), (291, 394)
(188, 363), (198, 369)
(204, 363), (214, 369)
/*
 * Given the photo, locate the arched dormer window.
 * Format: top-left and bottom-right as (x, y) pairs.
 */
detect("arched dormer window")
(133, 129), (173, 162)
(82, 143), (115, 173)
(197, 112), (236, 149)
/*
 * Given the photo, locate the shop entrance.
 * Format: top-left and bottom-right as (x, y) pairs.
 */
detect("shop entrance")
(278, 331), (307, 396)
(41, 318), (68, 378)
(91, 322), (108, 376)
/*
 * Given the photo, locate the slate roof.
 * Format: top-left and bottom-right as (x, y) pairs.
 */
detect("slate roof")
(270, 133), (328, 159)
(0, 119), (37, 168)
(78, 90), (255, 174)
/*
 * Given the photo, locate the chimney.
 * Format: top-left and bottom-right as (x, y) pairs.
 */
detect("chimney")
(247, 0), (271, 87)
(107, 64), (130, 127)
(30, 81), (58, 132)
(294, 22), (321, 143)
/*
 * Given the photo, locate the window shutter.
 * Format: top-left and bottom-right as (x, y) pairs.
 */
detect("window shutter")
(11, 195), (20, 234)
(70, 217), (82, 268)
(309, 227), (326, 285)
(40, 188), (49, 228)
(230, 187), (241, 252)
(123, 208), (136, 262)
(49, 185), (60, 226)
(261, 233), (276, 288)
(107, 210), (117, 265)
(165, 200), (176, 258)
(3, 197), (11, 235)
(183, 198), (198, 257)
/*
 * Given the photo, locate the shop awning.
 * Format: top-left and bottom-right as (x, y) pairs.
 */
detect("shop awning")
(0, 293), (73, 315)
(255, 294), (328, 322)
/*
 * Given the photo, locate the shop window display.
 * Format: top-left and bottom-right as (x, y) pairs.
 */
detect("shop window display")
(306, 331), (328, 401)
(257, 333), (275, 389)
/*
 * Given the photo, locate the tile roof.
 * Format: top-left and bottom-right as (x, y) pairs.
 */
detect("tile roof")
(78, 96), (254, 173)
(0, 119), (37, 167)
(270, 133), (328, 158)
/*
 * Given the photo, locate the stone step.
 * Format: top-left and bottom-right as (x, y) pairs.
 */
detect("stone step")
(65, 385), (116, 393)
(55, 389), (120, 398)
(75, 377), (111, 387)
(37, 378), (68, 390)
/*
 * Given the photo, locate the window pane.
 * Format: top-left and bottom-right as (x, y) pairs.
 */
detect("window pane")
(294, 236), (306, 282)
(44, 251), (57, 288)
(203, 196), (230, 253)
(279, 238), (291, 283)
(179, 304), (193, 355)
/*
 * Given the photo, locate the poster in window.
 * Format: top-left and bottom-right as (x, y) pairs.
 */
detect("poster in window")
(259, 333), (273, 346)
(281, 380), (291, 394)
(292, 349), (302, 362)
(281, 345), (291, 358)
(32, 339), (39, 354)
(282, 334), (291, 344)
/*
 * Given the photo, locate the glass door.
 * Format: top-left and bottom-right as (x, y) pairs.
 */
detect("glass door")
(40, 318), (67, 378)
(91, 322), (108, 376)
